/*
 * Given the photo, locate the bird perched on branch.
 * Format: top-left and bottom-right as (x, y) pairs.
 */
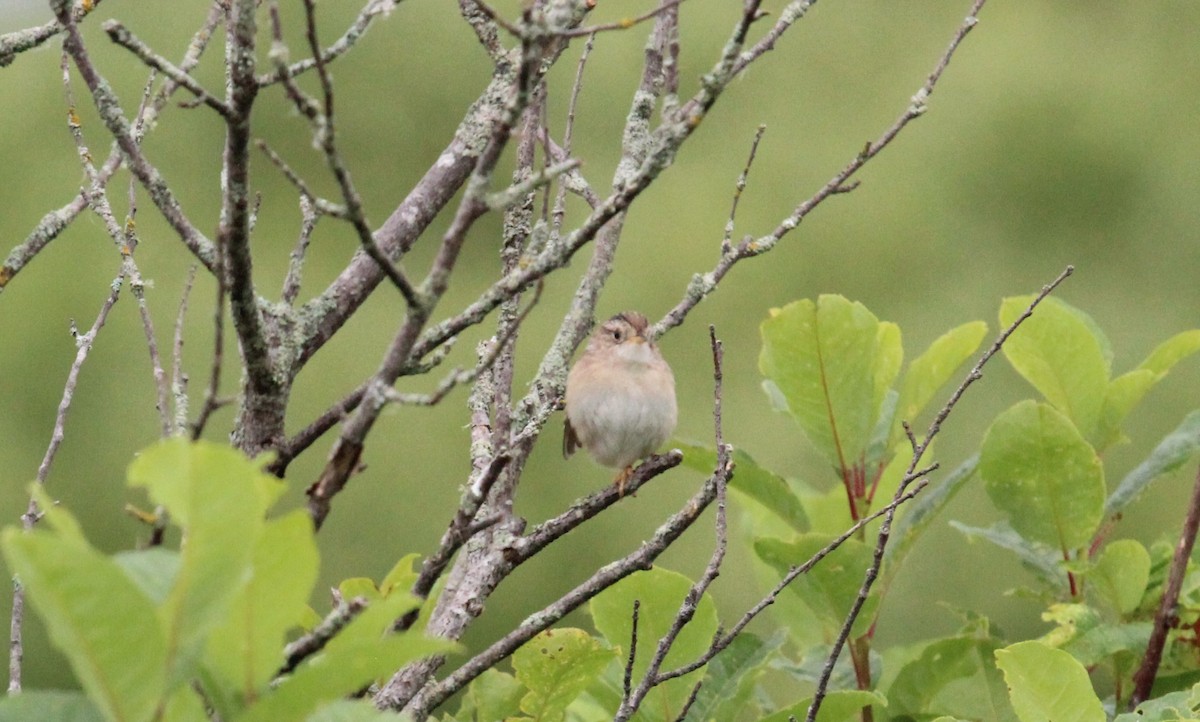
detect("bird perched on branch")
(564, 311), (677, 496)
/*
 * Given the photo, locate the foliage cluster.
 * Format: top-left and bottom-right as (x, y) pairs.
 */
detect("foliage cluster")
(6, 294), (1200, 722)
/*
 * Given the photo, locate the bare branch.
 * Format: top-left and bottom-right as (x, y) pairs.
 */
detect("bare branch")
(171, 266), (197, 435)
(103, 21), (231, 117)
(10, 268), (125, 692)
(0, 0), (105, 67)
(652, 0), (988, 340)
(281, 196), (319, 305)
(52, 0), (219, 275)
(257, 0), (400, 86)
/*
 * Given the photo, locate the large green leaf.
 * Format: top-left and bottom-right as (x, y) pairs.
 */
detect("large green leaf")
(512, 628), (614, 722)
(753, 534), (876, 636)
(894, 321), (988, 435)
(994, 641), (1105, 722)
(759, 296), (902, 471)
(980, 401), (1105, 551)
(2, 529), (166, 722)
(888, 634), (1016, 722)
(590, 567), (719, 722)
(237, 593), (456, 722)
(128, 439), (283, 682)
(1107, 410), (1200, 518)
(205, 510), (320, 711)
(685, 631), (785, 722)
(676, 443), (808, 534)
(999, 296), (1111, 440)
(0, 691), (104, 722)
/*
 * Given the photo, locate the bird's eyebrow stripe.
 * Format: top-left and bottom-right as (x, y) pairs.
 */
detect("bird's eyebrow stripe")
(611, 311), (649, 335)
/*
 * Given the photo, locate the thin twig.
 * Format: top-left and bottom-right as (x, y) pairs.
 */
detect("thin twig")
(53, 1), (219, 274)
(103, 21), (231, 117)
(615, 327), (731, 721)
(171, 266), (197, 436)
(10, 270), (125, 693)
(1130, 462), (1200, 708)
(623, 600), (641, 702)
(651, 0), (988, 340)
(0, 0), (105, 67)
(278, 596), (369, 677)
(722, 125), (766, 256)
(59, 49), (173, 438)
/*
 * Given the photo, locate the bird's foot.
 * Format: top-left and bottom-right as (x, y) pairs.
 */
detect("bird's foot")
(614, 465), (635, 498)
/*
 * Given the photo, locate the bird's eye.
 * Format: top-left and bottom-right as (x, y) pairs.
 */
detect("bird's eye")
(610, 327), (624, 342)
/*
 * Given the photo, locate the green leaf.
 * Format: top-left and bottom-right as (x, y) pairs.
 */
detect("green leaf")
(1039, 603), (1152, 667)
(885, 454), (978, 570)
(686, 631), (785, 722)
(1140, 330), (1200, 376)
(1000, 296), (1111, 439)
(753, 535), (876, 636)
(1, 529), (166, 722)
(758, 690), (886, 722)
(128, 439), (282, 682)
(1107, 410), (1200, 518)
(205, 510), (320, 709)
(888, 634), (1017, 722)
(949, 521), (1063, 589)
(380, 553), (421, 597)
(759, 296), (902, 471)
(1090, 539), (1151, 615)
(338, 578), (382, 602)
(590, 567), (719, 721)
(774, 644), (881, 692)
(161, 685), (211, 722)
(0, 691), (104, 722)
(677, 443), (807, 533)
(1114, 682), (1200, 721)
(512, 628), (614, 722)
(113, 548), (180, 605)
(895, 321), (988, 433)
(1096, 330), (1198, 451)
(457, 669), (524, 722)
(237, 592), (456, 722)
(1097, 369), (1159, 450)
(980, 401), (1105, 551)
(994, 641), (1105, 722)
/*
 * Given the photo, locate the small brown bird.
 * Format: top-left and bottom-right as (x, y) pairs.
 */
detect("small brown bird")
(564, 312), (677, 496)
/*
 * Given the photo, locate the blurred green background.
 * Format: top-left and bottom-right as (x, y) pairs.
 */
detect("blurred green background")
(2, 0), (1199, 694)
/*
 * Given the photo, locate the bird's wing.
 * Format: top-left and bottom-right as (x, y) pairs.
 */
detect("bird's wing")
(563, 417), (581, 459)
